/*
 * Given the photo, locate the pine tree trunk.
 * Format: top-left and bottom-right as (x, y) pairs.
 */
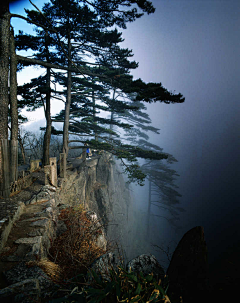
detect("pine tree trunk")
(10, 28), (18, 182)
(10, 28), (18, 141)
(62, 33), (72, 156)
(18, 132), (26, 165)
(43, 31), (51, 166)
(43, 66), (51, 166)
(109, 88), (116, 143)
(92, 87), (98, 141)
(0, 3), (10, 196)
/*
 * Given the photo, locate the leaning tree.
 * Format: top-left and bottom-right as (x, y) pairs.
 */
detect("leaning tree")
(0, 0), (185, 195)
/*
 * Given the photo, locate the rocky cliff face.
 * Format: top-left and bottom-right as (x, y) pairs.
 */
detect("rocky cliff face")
(56, 153), (133, 261)
(0, 153), (135, 299)
(0, 153), (211, 303)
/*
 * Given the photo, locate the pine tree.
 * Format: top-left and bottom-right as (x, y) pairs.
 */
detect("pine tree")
(1, 0), (186, 188)
(143, 158), (184, 236)
(16, 0), (154, 158)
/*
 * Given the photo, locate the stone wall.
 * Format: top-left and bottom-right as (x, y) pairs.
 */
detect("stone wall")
(0, 153), (134, 301)
(9, 171), (34, 195)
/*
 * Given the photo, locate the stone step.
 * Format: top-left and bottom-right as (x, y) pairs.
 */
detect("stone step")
(0, 185), (60, 301)
(0, 202), (26, 253)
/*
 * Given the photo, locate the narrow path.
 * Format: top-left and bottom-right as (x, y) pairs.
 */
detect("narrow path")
(0, 170), (45, 223)
(0, 157), (98, 293)
(0, 201), (49, 288)
(0, 169), (57, 290)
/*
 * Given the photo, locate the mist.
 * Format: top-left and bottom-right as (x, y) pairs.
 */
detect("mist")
(119, 0), (240, 285)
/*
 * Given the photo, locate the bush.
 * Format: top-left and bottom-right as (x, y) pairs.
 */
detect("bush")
(48, 206), (107, 282)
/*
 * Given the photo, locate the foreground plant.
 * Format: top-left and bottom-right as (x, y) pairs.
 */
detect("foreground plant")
(48, 206), (107, 281)
(39, 205), (171, 302)
(59, 266), (170, 303)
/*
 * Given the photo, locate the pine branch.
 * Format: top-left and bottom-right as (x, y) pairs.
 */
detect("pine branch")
(16, 55), (107, 78)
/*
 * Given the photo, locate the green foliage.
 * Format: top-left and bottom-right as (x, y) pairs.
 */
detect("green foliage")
(84, 139), (168, 185)
(86, 266), (170, 303)
(125, 79), (185, 104)
(54, 267), (170, 303)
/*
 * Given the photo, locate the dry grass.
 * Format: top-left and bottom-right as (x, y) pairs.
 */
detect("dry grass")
(26, 259), (62, 283)
(48, 206), (107, 283)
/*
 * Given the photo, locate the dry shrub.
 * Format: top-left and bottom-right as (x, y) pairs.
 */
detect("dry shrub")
(26, 259), (62, 283)
(49, 206), (106, 282)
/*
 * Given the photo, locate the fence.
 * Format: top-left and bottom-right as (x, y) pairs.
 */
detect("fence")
(1, 139), (66, 197)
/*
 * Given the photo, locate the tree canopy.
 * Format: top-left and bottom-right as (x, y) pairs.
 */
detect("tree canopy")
(0, 0), (185, 192)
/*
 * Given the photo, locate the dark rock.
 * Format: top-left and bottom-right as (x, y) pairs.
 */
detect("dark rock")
(96, 152), (112, 185)
(5, 244), (33, 262)
(4, 262), (58, 300)
(167, 226), (209, 303)
(0, 279), (40, 303)
(27, 229), (45, 237)
(89, 252), (121, 282)
(127, 254), (165, 280)
(56, 220), (67, 237)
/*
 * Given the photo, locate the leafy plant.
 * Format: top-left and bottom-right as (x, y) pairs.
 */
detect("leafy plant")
(63, 266), (170, 303)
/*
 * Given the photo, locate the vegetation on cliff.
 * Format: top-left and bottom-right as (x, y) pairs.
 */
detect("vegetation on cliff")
(38, 205), (171, 302)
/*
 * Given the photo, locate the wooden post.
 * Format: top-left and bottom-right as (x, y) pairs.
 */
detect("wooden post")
(49, 157), (57, 186)
(82, 147), (86, 162)
(44, 165), (51, 186)
(60, 153), (66, 178)
(0, 139), (10, 197)
(10, 139), (18, 183)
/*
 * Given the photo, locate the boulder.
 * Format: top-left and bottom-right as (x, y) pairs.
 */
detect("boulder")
(126, 254), (165, 281)
(3, 262), (58, 301)
(0, 279), (40, 302)
(89, 252), (121, 282)
(167, 226), (209, 303)
(30, 218), (49, 228)
(36, 191), (50, 203)
(27, 229), (45, 237)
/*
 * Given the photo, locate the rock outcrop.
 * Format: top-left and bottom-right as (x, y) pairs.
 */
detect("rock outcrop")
(167, 226), (209, 303)
(127, 253), (165, 281)
(89, 252), (121, 282)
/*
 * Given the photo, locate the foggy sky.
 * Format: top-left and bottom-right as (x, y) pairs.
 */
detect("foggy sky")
(121, 0), (240, 267)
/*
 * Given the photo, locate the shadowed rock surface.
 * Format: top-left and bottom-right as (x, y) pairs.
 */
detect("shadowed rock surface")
(127, 253), (165, 280)
(167, 226), (209, 303)
(89, 252), (121, 282)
